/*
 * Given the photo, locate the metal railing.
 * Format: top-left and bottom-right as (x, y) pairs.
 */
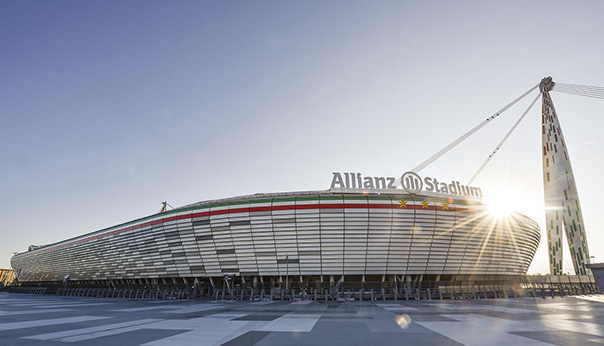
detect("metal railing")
(55, 287), (192, 300)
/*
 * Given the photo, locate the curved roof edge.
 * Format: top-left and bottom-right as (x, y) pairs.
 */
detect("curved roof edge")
(12, 189), (525, 259)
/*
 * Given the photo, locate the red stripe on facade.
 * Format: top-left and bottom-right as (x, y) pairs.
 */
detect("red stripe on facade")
(15, 202), (474, 258)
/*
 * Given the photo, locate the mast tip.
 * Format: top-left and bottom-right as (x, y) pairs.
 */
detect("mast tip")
(540, 77), (555, 92)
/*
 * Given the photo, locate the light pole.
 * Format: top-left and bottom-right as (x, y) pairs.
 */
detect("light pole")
(285, 255), (289, 294)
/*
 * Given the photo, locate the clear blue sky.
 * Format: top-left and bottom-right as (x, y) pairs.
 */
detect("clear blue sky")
(2, 1), (604, 274)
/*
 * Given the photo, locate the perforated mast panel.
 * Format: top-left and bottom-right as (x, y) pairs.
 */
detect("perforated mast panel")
(542, 86), (590, 275)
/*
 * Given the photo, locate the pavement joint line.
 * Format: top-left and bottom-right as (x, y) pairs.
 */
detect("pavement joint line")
(0, 316), (111, 331)
(0, 308), (74, 316)
(24, 318), (165, 341)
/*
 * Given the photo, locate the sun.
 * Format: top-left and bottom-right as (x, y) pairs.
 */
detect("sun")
(483, 189), (516, 219)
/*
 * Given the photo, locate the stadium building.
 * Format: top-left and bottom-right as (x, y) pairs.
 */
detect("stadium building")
(18, 77), (600, 298)
(10, 172), (541, 298)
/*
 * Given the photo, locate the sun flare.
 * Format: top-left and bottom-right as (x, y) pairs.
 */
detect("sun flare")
(483, 189), (516, 219)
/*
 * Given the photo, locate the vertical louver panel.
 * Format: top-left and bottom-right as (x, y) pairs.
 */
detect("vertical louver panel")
(10, 192), (540, 283)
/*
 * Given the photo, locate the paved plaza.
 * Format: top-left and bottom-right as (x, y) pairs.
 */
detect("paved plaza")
(1, 292), (604, 345)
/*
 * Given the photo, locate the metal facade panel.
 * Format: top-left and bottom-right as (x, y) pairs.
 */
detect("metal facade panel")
(11, 192), (540, 282)
(542, 91), (590, 275)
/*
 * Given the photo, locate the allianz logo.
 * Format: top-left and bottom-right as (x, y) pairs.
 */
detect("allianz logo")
(330, 172), (482, 198)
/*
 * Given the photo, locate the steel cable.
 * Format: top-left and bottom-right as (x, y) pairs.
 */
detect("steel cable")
(553, 83), (604, 99)
(408, 84), (539, 174)
(466, 93), (540, 185)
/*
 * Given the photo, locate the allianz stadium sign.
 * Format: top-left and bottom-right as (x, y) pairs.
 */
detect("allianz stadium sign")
(330, 171), (483, 199)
